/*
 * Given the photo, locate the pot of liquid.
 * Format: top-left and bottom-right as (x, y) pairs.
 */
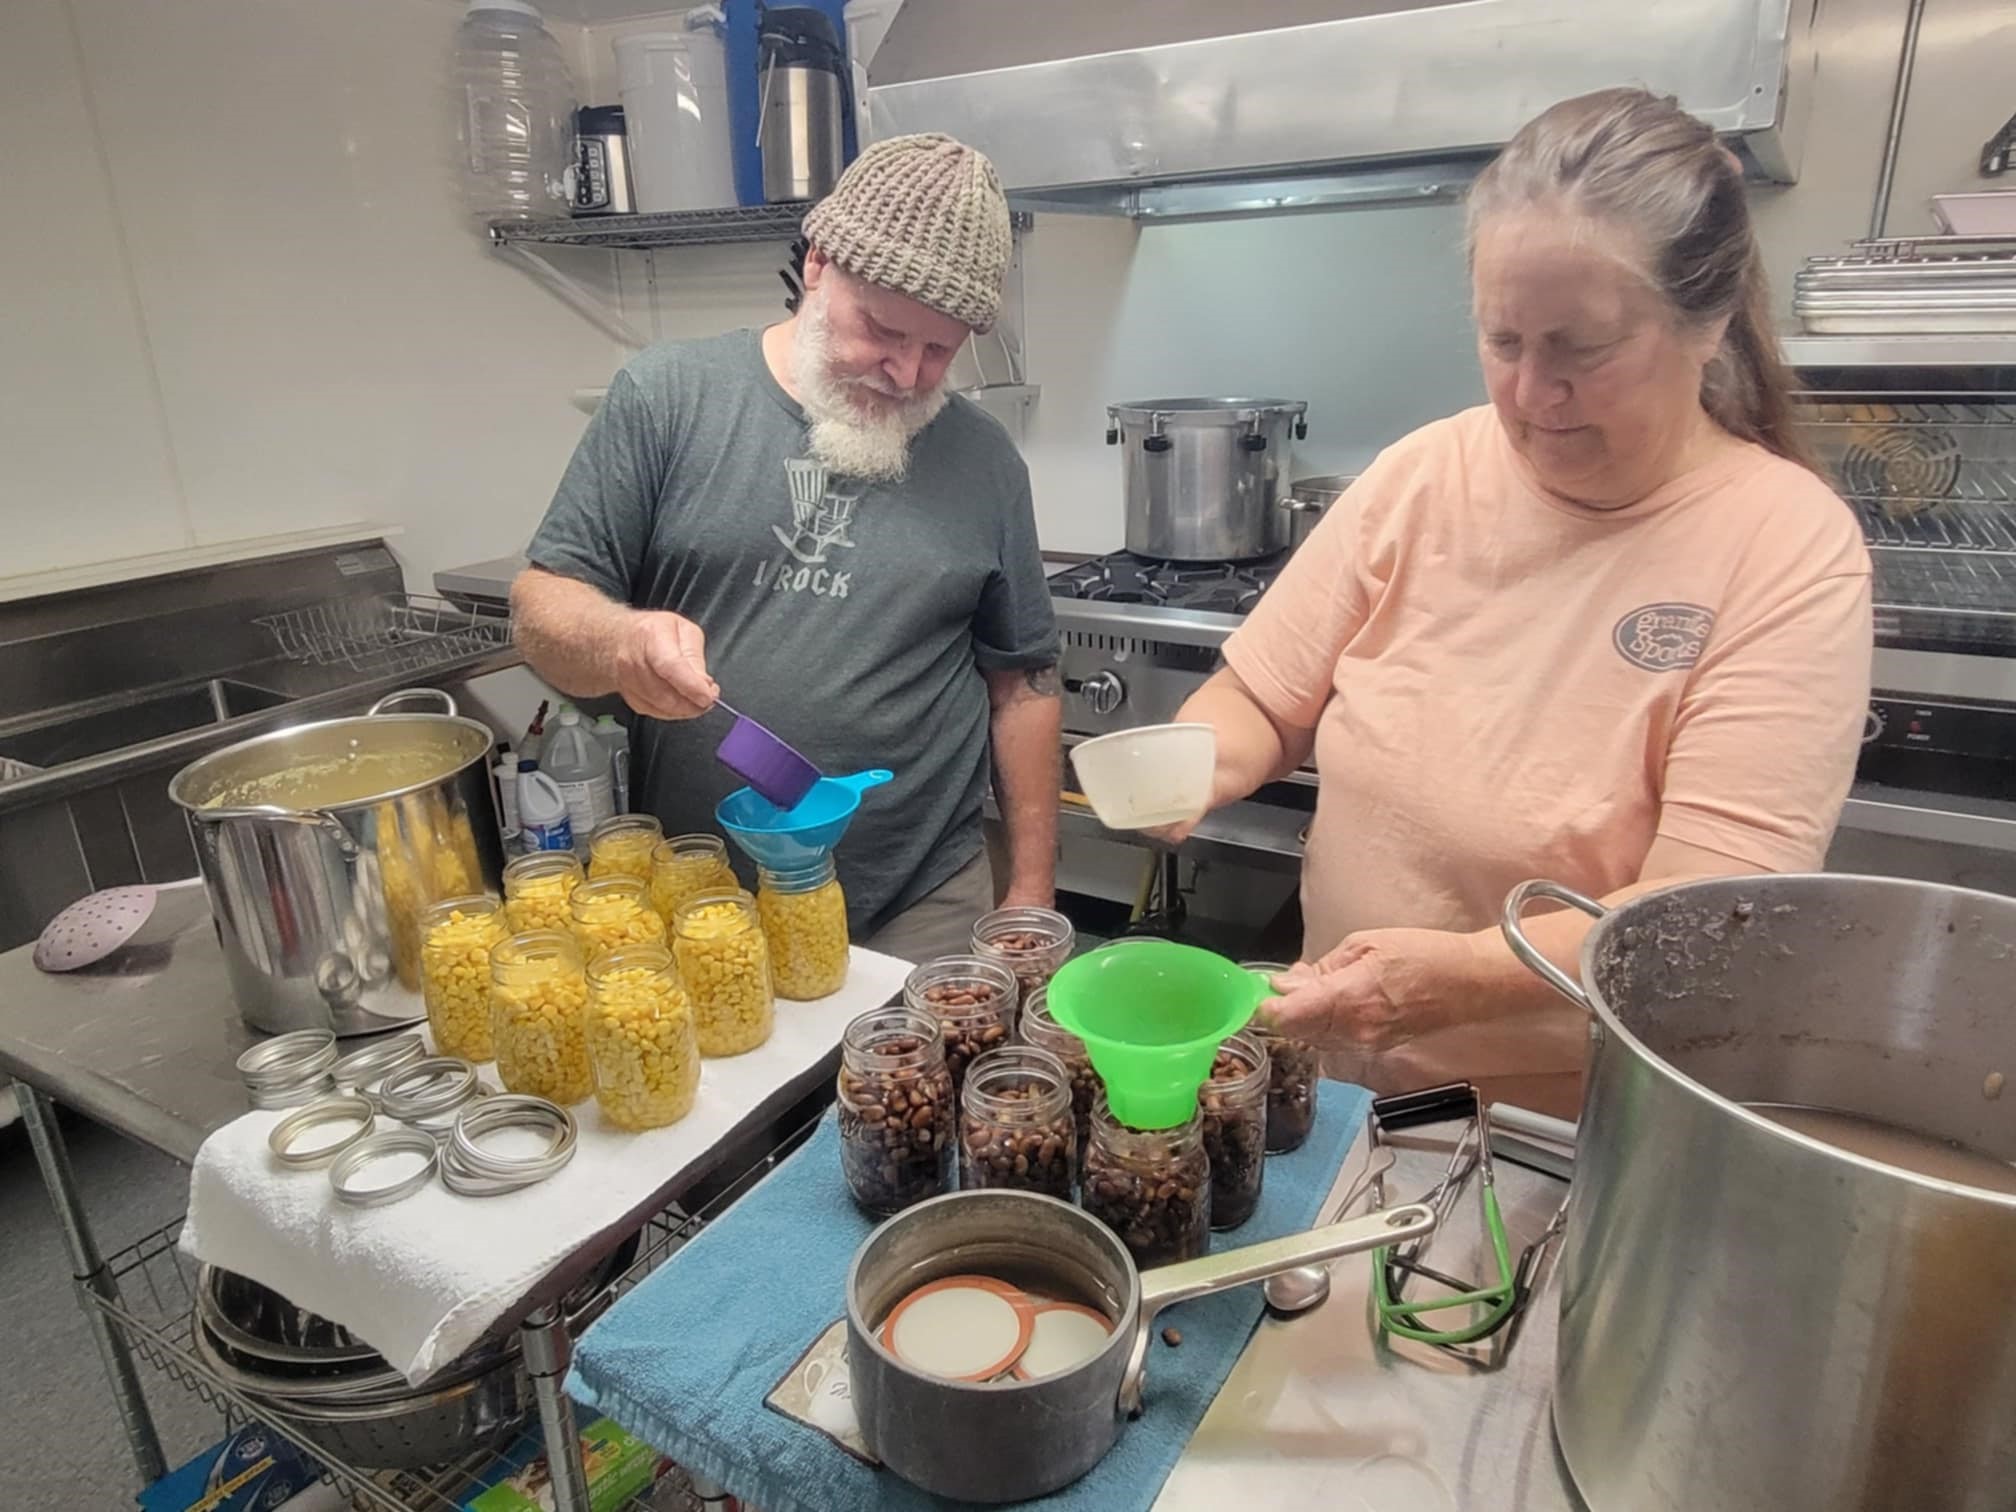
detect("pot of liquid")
(169, 689), (502, 1036)
(1503, 873), (2016, 1512)
(844, 1189), (1434, 1502)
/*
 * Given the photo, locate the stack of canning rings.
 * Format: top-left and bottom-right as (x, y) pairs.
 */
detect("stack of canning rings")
(374, 1056), (485, 1136)
(237, 1030), (339, 1109)
(439, 1094), (578, 1197)
(330, 1033), (426, 1095)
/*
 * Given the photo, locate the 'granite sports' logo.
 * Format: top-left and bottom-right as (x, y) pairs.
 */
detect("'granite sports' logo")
(1613, 602), (1714, 671)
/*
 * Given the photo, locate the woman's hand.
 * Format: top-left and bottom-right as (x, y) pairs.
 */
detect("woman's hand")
(1261, 930), (1467, 1054)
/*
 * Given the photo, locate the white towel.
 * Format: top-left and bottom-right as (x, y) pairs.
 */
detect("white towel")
(183, 947), (913, 1383)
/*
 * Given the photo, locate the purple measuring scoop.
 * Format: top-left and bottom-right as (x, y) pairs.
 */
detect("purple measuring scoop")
(714, 700), (822, 810)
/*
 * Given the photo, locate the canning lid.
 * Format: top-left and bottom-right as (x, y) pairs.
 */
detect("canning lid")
(880, 1275), (1036, 1381)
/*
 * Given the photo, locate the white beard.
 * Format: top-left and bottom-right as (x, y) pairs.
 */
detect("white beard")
(792, 290), (949, 482)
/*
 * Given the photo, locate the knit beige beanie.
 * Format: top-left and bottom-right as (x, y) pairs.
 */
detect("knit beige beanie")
(802, 133), (1012, 331)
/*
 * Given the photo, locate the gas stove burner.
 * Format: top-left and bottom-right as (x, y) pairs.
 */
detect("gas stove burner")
(1048, 550), (1292, 613)
(1085, 581), (1166, 605)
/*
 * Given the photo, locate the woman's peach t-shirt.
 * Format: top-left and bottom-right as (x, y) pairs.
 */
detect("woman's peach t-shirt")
(1222, 406), (1872, 1095)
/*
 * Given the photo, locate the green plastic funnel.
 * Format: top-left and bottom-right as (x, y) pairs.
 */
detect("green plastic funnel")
(1044, 940), (1269, 1129)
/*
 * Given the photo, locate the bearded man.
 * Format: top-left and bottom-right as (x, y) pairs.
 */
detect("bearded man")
(513, 134), (1061, 960)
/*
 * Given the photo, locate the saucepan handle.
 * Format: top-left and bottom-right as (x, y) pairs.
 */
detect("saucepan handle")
(1118, 1202), (1436, 1417)
(1500, 879), (1605, 1012)
(369, 687), (458, 717)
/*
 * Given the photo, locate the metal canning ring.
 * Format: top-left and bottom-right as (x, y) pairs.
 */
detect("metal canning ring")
(440, 1095), (577, 1195)
(237, 1029), (339, 1089)
(329, 1128), (440, 1208)
(268, 1094), (376, 1168)
(249, 1074), (337, 1110)
(330, 1033), (426, 1092)
(376, 1056), (480, 1122)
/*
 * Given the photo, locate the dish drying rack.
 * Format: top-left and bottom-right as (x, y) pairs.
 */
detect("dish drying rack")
(257, 594), (513, 678)
(1794, 394), (2016, 651)
(87, 1112), (822, 1511)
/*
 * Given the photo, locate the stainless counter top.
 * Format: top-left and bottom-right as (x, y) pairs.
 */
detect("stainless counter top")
(1158, 1131), (1581, 1512)
(436, 554), (528, 605)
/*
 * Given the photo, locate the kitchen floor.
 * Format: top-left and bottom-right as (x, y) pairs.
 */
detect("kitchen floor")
(0, 1115), (219, 1508)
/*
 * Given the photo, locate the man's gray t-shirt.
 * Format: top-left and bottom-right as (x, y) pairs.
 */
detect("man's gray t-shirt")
(527, 329), (1058, 933)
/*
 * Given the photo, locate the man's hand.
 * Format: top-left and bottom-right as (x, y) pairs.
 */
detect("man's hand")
(614, 611), (719, 720)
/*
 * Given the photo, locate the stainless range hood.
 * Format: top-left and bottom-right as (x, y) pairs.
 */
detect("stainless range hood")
(866, 0), (1819, 218)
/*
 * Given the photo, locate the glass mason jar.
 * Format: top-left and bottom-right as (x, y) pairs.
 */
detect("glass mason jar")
(837, 1006), (956, 1218)
(1081, 1093), (1211, 1267)
(419, 894), (507, 1062)
(502, 851), (585, 936)
(960, 1045), (1077, 1201)
(1200, 1031), (1269, 1230)
(584, 944), (700, 1131)
(587, 813), (663, 884)
(1015, 985), (1098, 1155)
(971, 906), (1076, 1007)
(673, 889), (775, 1056)
(489, 930), (592, 1105)
(1242, 960), (1319, 1154)
(649, 834), (738, 926)
(569, 874), (667, 964)
(901, 956), (1018, 1092)
(756, 857), (849, 1001)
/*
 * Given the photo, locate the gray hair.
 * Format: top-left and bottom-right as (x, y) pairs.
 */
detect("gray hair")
(1467, 87), (1812, 471)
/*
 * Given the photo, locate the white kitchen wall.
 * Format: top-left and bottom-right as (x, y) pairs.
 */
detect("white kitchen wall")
(1, 0), (625, 593)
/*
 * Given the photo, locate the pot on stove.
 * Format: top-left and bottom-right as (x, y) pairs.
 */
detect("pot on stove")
(1106, 398), (1309, 562)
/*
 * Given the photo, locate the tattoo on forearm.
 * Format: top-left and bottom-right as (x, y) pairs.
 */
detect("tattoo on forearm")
(1023, 664), (1062, 697)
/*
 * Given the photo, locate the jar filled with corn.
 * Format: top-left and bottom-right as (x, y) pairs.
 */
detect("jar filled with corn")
(584, 944), (700, 1131)
(419, 894), (507, 1061)
(569, 874), (666, 964)
(673, 889), (775, 1056)
(587, 814), (663, 883)
(502, 852), (584, 936)
(489, 930), (592, 1105)
(756, 856), (849, 1000)
(649, 834), (738, 924)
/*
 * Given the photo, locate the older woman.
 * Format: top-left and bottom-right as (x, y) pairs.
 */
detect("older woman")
(1173, 88), (1872, 1116)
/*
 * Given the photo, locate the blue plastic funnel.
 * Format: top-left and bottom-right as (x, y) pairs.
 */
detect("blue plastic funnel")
(716, 769), (893, 870)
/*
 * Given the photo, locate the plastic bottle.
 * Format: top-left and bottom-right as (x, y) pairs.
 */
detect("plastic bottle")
(451, 0), (579, 225)
(544, 705), (615, 851)
(592, 714), (631, 814)
(517, 771), (574, 853)
(494, 745), (521, 840)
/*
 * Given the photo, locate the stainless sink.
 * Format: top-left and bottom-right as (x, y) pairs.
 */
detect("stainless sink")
(0, 679), (290, 772)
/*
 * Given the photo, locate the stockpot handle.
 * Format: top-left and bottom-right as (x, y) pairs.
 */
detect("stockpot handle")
(1117, 1202), (1436, 1417)
(191, 804), (360, 858)
(1500, 879), (1606, 1011)
(368, 687), (458, 717)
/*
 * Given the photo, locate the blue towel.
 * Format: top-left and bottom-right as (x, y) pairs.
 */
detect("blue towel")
(568, 1081), (1371, 1512)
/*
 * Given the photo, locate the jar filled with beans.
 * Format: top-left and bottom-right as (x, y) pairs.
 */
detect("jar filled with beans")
(673, 890), (775, 1056)
(1015, 986), (1099, 1155)
(649, 834), (738, 925)
(587, 814), (664, 884)
(837, 1007), (955, 1218)
(902, 956), (1017, 1092)
(971, 907), (1075, 1008)
(756, 857), (849, 1001)
(502, 852), (585, 936)
(1200, 1031), (1269, 1230)
(569, 874), (666, 964)
(1242, 961), (1319, 1154)
(960, 1046), (1077, 1201)
(419, 894), (507, 1061)
(1082, 1094), (1210, 1267)
(584, 944), (700, 1131)
(489, 930), (592, 1105)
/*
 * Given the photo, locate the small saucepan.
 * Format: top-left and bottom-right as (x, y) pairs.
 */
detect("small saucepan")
(1280, 474), (1356, 548)
(844, 1189), (1435, 1502)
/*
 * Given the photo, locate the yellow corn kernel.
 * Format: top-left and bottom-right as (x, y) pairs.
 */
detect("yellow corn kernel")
(490, 935), (592, 1105)
(570, 877), (667, 966)
(649, 839), (738, 925)
(673, 897), (775, 1057)
(503, 854), (585, 936)
(420, 900), (507, 1061)
(585, 957), (700, 1130)
(757, 876), (849, 1001)
(588, 817), (662, 884)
